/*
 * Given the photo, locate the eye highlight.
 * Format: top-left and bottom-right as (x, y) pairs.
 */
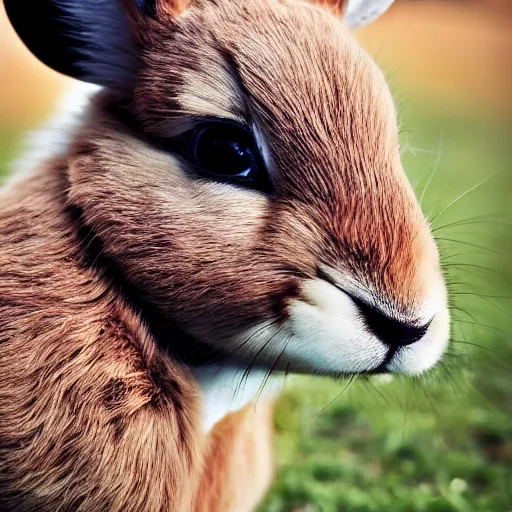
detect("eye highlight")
(189, 121), (270, 191)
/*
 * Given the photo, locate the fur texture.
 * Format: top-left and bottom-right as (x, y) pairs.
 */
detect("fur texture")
(1, 0), (450, 510)
(0, 164), (274, 511)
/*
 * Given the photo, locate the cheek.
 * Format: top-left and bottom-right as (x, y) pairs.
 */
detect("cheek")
(258, 204), (327, 274)
(70, 141), (305, 333)
(156, 186), (304, 329)
(90, 168), (292, 325)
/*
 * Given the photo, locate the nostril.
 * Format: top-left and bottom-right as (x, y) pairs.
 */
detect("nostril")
(316, 267), (431, 347)
(350, 294), (431, 347)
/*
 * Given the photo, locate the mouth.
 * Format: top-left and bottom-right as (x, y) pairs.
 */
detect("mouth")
(100, 247), (449, 379)
(314, 267), (437, 376)
(162, 279), (450, 381)
(365, 348), (398, 375)
(127, 277), (449, 380)
(214, 267), (451, 378)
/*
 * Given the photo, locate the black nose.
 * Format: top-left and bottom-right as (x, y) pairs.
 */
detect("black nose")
(316, 268), (432, 347)
(351, 295), (430, 347)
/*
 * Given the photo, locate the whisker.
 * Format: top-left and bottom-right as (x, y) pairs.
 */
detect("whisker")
(419, 131), (443, 207)
(432, 216), (509, 233)
(441, 262), (508, 277)
(400, 132), (441, 157)
(435, 359), (462, 397)
(362, 377), (385, 406)
(435, 236), (501, 256)
(445, 281), (470, 289)
(457, 325), (474, 372)
(453, 320), (511, 337)
(365, 379), (391, 407)
(450, 305), (477, 322)
(221, 319), (280, 370)
(477, 295), (511, 316)
(227, 321), (280, 400)
(254, 334), (292, 409)
(429, 176), (493, 225)
(235, 326), (284, 399)
(316, 375), (356, 416)
(449, 292), (512, 300)
(464, 377), (500, 413)
(416, 378), (444, 416)
(451, 340), (512, 367)
(440, 252), (464, 262)
(402, 381), (415, 438)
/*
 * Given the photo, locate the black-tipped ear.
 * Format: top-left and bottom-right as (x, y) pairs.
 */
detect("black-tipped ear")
(4, 0), (138, 88)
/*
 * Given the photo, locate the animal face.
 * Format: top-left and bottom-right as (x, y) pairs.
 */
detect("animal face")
(7, 0), (450, 376)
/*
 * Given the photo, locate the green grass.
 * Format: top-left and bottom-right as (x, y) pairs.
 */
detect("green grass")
(1, 100), (511, 512)
(0, 128), (21, 178)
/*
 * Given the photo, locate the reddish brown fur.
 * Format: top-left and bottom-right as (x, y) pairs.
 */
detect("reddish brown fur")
(194, 402), (274, 512)
(0, 0), (440, 510)
(0, 166), (204, 510)
(0, 165), (273, 510)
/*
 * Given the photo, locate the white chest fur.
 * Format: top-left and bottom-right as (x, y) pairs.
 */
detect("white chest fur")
(192, 364), (282, 433)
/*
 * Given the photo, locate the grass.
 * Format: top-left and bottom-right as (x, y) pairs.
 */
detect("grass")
(1, 99), (511, 512)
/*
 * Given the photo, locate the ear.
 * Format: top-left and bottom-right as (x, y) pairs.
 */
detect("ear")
(317, 0), (395, 29)
(344, 0), (394, 28)
(4, 0), (189, 88)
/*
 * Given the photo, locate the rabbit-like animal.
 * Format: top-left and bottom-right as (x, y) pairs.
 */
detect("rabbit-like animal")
(1, 0), (450, 510)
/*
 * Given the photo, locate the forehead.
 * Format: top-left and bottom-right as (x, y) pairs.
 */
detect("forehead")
(140, 0), (396, 145)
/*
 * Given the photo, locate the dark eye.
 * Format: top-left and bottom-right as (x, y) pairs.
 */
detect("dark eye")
(191, 122), (268, 189)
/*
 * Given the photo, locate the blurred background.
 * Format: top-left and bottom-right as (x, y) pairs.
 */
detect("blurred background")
(1, 1), (511, 511)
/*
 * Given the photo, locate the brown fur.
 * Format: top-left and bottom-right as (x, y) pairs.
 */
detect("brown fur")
(0, 0), (442, 510)
(0, 164), (273, 511)
(194, 403), (274, 512)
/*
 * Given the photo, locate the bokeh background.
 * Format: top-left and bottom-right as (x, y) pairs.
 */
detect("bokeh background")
(1, 1), (511, 511)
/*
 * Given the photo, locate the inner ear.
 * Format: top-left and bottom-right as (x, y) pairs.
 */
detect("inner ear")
(311, 0), (395, 28)
(131, 0), (190, 20)
(343, 0), (395, 28)
(124, 0), (191, 47)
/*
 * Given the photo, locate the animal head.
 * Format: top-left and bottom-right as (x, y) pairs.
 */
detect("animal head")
(6, 0), (450, 376)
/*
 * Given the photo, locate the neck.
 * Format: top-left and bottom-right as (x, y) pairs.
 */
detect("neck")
(67, 185), (282, 432)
